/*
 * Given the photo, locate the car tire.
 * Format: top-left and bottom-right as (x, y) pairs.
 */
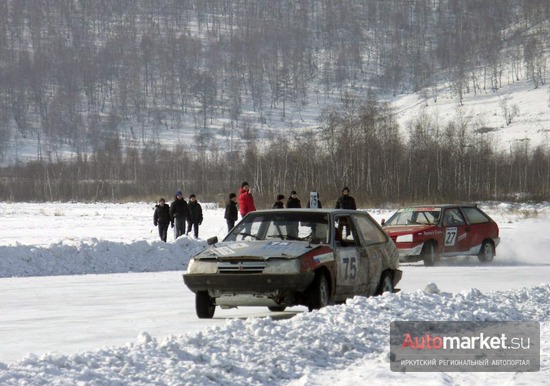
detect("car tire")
(376, 271), (394, 295)
(422, 241), (437, 266)
(307, 273), (330, 311)
(267, 306), (287, 312)
(478, 240), (495, 262)
(196, 291), (215, 319)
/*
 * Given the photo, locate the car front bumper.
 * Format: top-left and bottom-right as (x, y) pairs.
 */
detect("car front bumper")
(183, 272), (315, 293)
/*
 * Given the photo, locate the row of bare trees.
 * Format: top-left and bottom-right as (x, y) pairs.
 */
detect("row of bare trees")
(2, 97), (550, 205)
(0, 0), (549, 164)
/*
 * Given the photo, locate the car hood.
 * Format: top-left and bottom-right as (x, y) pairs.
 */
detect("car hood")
(384, 224), (437, 236)
(193, 240), (320, 260)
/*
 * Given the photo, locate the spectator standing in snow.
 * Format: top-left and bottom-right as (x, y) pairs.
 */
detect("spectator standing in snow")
(224, 193), (238, 232)
(335, 186), (357, 210)
(187, 194), (203, 238)
(335, 186), (356, 237)
(286, 190), (301, 208)
(273, 194), (285, 209)
(170, 191), (189, 239)
(153, 198), (171, 242)
(238, 181), (256, 218)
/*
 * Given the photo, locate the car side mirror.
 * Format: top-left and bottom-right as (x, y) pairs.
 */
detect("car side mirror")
(381, 219), (385, 226)
(207, 236), (218, 245)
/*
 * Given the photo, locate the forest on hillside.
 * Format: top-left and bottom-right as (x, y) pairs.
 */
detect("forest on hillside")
(0, 0), (549, 203)
(2, 94), (549, 206)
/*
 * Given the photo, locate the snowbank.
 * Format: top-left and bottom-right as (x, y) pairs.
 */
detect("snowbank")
(0, 285), (548, 385)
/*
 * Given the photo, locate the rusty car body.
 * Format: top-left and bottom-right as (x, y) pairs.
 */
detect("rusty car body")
(183, 209), (402, 318)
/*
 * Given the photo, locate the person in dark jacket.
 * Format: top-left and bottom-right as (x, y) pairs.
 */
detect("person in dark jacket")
(335, 187), (357, 210)
(170, 191), (188, 239)
(335, 187), (356, 237)
(286, 190), (301, 208)
(224, 193), (238, 232)
(187, 194), (203, 238)
(153, 198), (171, 242)
(273, 194), (285, 209)
(238, 181), (256, 217)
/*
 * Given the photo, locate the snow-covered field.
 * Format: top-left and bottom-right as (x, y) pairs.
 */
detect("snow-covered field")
(0, 201), (549, 385)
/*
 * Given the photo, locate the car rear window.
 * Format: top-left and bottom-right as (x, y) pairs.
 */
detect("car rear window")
(461, 207), (490, 224)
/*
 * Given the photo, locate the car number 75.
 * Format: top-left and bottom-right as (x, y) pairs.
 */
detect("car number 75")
(342, 257), (357, 279)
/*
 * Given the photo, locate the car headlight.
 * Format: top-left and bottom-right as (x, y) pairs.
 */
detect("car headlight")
(396, 234), (413, 243)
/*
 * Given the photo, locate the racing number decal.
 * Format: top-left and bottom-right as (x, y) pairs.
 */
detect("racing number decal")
(445, 227), (457, 246)
(342, 257), (357, 280)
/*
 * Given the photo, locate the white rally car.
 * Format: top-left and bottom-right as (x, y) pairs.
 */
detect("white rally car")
(183, 209), (402, 318)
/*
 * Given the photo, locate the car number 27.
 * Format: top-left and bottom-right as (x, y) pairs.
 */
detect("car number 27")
(445, 227), (457, 246)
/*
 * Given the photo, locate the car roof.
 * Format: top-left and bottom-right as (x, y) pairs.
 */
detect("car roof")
(399, 204), (480, 209)
(247, 209), (364, 215)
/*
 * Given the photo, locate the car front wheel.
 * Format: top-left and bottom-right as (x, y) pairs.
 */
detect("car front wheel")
(478, 240), (495, 262)
(422, 241), (437, 266)
(196, 291), (215, 319)
(307, 273), (330, 311)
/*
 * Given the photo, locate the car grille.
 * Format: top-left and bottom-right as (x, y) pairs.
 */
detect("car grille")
(217, 261), (266, 274)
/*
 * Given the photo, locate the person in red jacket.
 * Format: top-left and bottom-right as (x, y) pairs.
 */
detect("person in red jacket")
(238, 181), (256, 217)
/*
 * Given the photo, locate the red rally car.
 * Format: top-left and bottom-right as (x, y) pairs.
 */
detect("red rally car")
(382, 204), (500, 266)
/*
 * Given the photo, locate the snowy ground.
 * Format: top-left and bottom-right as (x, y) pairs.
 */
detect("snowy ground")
(0, 201), (548, 385)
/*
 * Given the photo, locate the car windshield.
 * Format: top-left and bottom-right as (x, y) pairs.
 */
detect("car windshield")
(224, 211), (330, 244)
(385, 208), (441, 226)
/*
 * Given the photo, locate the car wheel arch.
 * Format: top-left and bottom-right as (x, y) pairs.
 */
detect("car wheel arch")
(306, 268), (332, 311)
(312, 266), (333, 297)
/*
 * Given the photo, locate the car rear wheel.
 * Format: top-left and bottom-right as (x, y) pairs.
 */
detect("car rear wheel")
(196, 291), (215, 319)
(478, 240), (495, 262)
(268, 306), (287, 312)
(376, 271), (394, 295)
(421, 241), (437, 266)
(307, 273), (330, 311)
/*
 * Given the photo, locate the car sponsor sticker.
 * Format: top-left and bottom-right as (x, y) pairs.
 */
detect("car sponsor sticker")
(228, 243), (248, 249)
(313, 252), (334, 264)
(212, 246), (236, 256)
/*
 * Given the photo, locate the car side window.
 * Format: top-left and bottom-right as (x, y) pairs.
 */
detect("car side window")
(334, 216), (359, 247)
(354, 215), (387, 245)
(461, 207), (490, 224)
(443, 208), (465, 226)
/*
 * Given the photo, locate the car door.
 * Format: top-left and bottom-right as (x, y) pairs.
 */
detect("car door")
(459, 206), (496, 252)
(441, 207), (472, 254)
(333, 215), (363, 300)
(353, 214), (388, 295)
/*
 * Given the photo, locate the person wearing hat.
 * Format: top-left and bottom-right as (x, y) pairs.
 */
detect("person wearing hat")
(335, 186), (357, 210)
(153, 198), (171, 242)
(286, 190), (301, 208)
(272, 194), (285, 209)
(170, 190), (189, 239)
(224, 193), (238, 232)
(238, 181), (256, 217)
(335, 186), (356, 237)
(186, 194), (203, 238)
